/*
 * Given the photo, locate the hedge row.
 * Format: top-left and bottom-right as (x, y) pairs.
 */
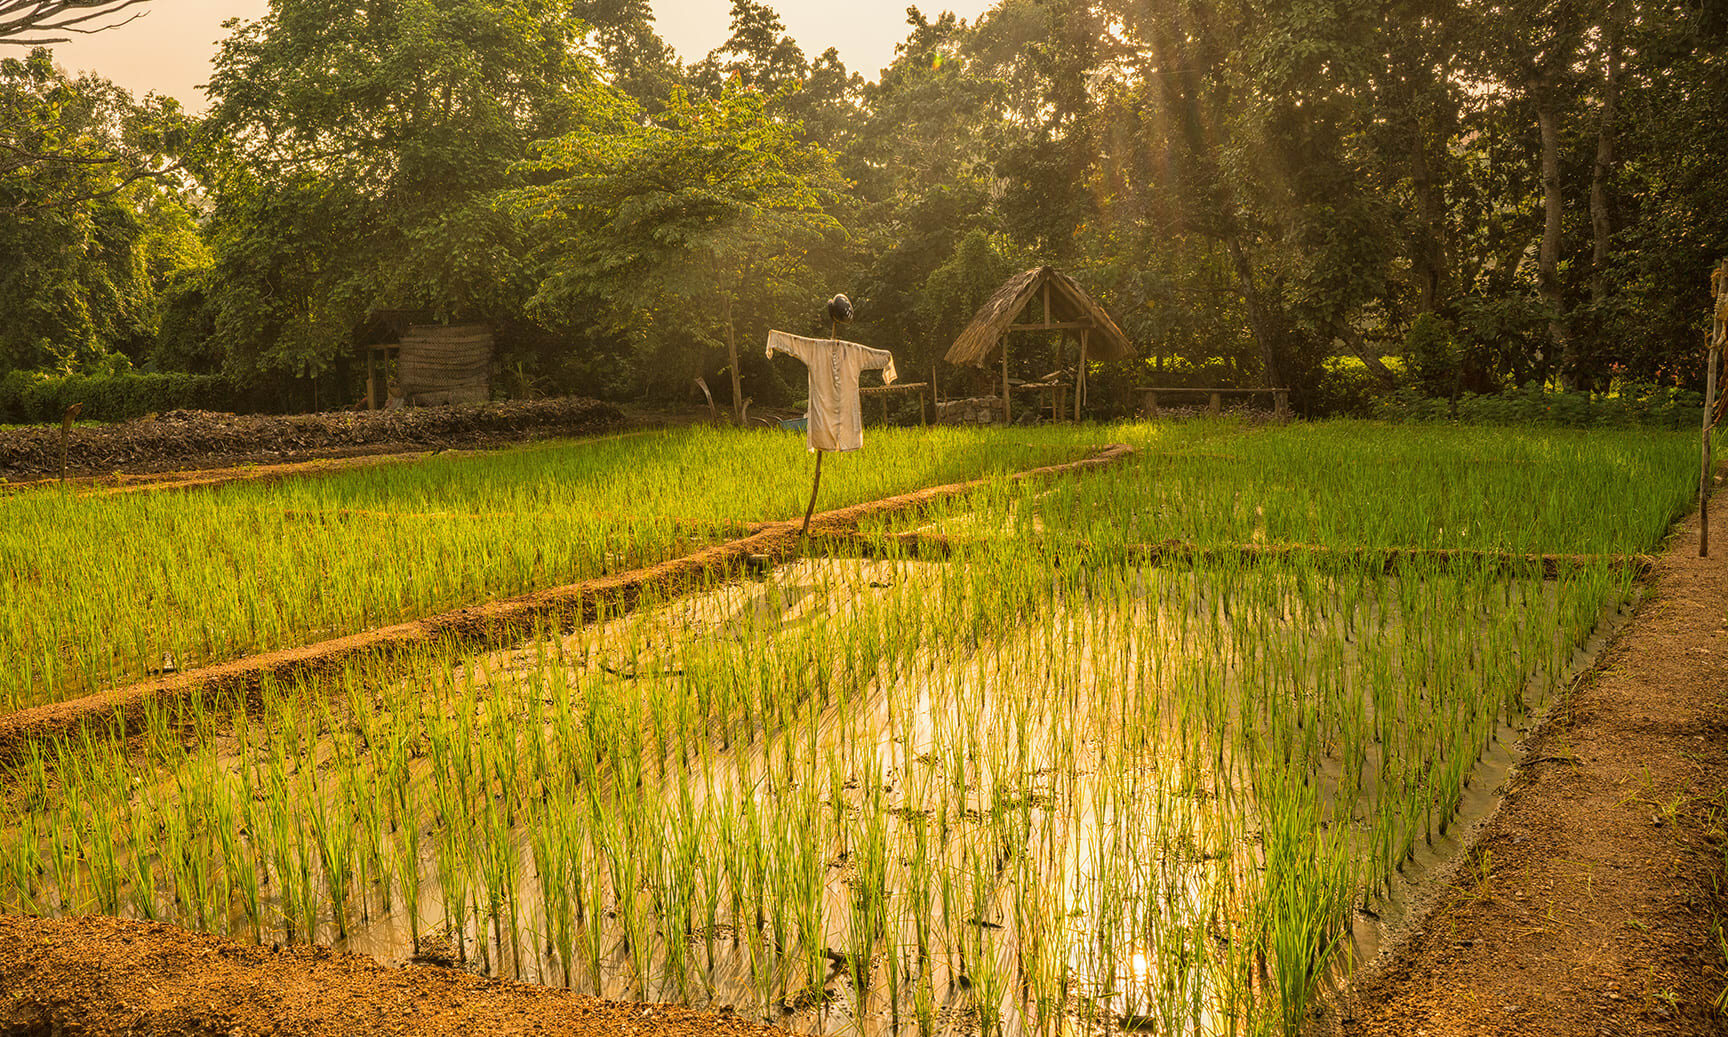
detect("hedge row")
(1375, 384), (1706, 430)
(0, 371), (241, 425)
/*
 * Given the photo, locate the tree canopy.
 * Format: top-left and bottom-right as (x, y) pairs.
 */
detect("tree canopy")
(2, 0), (1725, 412)
(0, 49), (203, 372)
(508, 84), (847, 412)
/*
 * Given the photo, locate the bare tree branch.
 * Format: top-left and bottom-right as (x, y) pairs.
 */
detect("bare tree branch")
(0, 0), (151, 45)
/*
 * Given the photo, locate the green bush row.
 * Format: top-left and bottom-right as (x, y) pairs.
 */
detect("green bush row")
(0, 370), (240, 425)
(1375, 383), (1706, 430)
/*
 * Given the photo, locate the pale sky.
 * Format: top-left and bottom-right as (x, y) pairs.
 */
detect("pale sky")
(40, 0), (996, 112)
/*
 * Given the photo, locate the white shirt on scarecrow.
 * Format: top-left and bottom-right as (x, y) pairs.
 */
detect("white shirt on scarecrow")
(765, 330), (898, 452)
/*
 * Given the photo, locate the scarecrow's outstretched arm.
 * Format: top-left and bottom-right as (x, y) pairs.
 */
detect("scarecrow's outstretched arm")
(765, 330), (814, 363)
(859, 344), (898, 385)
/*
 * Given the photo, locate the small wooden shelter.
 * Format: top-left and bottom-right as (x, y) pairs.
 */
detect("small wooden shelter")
(365, 323), (494, 408)
(944, 267), (1135, 422)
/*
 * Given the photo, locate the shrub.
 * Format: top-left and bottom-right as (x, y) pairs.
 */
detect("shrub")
(1376, 382), (1704, 430)
(1404, 313), (1459, 398)
(0, 370), (238, 424)
(1312, 356), (1404, 417)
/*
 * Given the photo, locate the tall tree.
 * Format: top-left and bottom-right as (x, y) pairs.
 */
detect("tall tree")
(572, 0), (683, 111)
(0, 50), (204, 372)
(846, 9), (1003, 375)
(688, 0), (809, 96)
(507, 85), (849, 418)
(971, 0), (1108, 261)
(198, 0), (620, 381)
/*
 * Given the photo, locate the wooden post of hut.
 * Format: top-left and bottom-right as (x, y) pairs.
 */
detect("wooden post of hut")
(1077, 329), (1088, 420)
(943, 267), (1135, 425)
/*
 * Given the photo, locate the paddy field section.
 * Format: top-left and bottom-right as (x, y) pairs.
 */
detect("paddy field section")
(0, 424), (1128, 710)
(0, 419), (1717, 1037)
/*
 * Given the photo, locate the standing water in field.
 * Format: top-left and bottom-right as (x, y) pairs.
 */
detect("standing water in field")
(0, 542), (1636, 1036)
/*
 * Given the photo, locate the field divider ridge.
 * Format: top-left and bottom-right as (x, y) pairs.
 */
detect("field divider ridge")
(0, 442), (1132, 764)
(271, 506), (768, 540)
(815, 528), (1654, 578)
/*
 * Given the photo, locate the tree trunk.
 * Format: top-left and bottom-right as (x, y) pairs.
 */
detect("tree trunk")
(1534, 92), (1573, 386)
(1226, 237), (1283, 388)
(725, 294), (743, 425)
(1410, 117), (1447, 313)
(1589, 16), (1620, 311)
(1341, 325), (1397, 386)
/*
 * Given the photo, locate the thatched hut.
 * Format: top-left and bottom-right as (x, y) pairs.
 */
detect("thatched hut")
(944, 267), (1134, 422)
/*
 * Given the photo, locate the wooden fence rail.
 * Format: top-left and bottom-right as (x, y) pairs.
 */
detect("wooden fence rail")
(1137, 386), (1291, 421)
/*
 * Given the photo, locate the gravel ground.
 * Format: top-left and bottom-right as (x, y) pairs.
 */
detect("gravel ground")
(0, 397), (625, 480)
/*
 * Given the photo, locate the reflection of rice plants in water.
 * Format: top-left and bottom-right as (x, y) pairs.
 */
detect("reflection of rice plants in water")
(0, 421), (1699, 1034)
(0, 550), (1637, 1034)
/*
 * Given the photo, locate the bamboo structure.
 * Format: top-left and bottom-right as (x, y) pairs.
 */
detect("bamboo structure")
(1137, 386), (1291, 421)
(1706, 261), (1725, 555)
(944, 267), (1134, 423)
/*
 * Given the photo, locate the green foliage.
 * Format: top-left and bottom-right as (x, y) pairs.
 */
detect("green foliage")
(916, 230), (1017, 366)
(507, 84), (849, 397)
(0, 50), (206, 374)
(1313, 355), (1405, 417)
(200, 0), (623, 380)
(5, 0), (1728, 413)
(1376, 383), (1705, 430)
(687, 0), (810, 96)
(846, 10), (1004, 374)
(152, 268), (222, 374)
(1405, 312), (1460, 398)
(0, 369), (235, 424)
(572, 0), (683, 111)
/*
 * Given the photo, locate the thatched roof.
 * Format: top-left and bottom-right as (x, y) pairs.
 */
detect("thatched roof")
(944, 266), (1135, 367)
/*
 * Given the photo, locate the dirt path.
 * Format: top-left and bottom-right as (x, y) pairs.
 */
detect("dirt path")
(1336, 507), (1728, 1035)
(0, 428), (666, 499)
(0, 914), (782, 1037)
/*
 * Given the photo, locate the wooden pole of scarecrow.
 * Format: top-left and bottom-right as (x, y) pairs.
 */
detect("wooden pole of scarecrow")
(801, 437), (824, 536)
(799, 318), (831, 537)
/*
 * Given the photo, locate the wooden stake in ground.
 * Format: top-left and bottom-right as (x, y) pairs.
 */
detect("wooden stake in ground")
(58, 402), (82, 485)
(1706, 261), (1725, 556)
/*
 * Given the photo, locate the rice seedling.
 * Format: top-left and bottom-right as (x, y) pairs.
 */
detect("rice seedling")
(0, 420), (1698, 1035)
(0, 424), (1117, 710)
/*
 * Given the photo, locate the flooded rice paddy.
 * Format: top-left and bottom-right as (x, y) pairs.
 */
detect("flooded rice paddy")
(0, 545), (1635, 1036)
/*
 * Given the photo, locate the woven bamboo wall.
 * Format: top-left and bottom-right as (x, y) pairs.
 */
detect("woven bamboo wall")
(397, 324), (493, 405)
